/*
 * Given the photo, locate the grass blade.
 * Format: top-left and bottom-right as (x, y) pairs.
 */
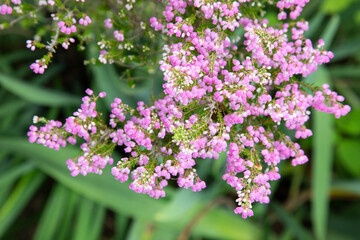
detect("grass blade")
(0, 171), (45, 238)
(57, 190), (80, 240)
(331, 180), (360, 196)
(0, 73), (80, 106)
(0, 101), (27, 118)
(305, 12), (326, 39)
(320, 14), (340, 51)
(73, 198), (106, 240)
(272, 203), (313, 240)
(0, 162), (34, 188)
(126, 219), (151, 240)
(155, 189), (202, 222)
(88, 45), (153, 108)
(34, 183), (70, 240)
(332, 37), (360, 62)
(113, 214), (129, 240)
(308, 67), (334, 240)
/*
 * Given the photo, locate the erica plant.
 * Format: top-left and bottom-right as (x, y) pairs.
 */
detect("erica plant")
(2, 0), (350, 218)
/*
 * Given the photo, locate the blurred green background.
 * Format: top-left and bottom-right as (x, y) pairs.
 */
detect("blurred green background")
(0, 0), (360, 239)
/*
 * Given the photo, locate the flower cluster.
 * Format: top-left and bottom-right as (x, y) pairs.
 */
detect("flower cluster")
(25, 0), (350, 218)
(29, 90), (113, 176)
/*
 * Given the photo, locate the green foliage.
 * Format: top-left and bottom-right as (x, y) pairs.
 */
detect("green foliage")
(336, 140), (360, 177)
(336, 109), (360, 135)
(321, 0), (355, 14)
(0, 73), (80, 106)
(310, 67), (334, 240)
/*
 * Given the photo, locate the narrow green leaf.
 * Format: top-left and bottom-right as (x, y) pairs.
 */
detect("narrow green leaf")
(309, 67), (334, 240)
(151, 226), (179, 240)
(0, 150), (8, 165)
(336, 140), (360, 177)
(57, 191), (80, 240)
(332, 180), (360, 196)
(332, 82), (360, 109)
(320, 15), (340, 51)
(332, 37), (360, 62)
(87, 203), (106, 240)
(73, 198), (106, 240)
(0, 50), (35, 64)
(34, 184), (70, 240)
(321, 0), (355, 14)
(88, 45), (153, 108)
(0, 171), (45, 238)
(127, 219), (151, 240)
(300, 0), (321, 18)
(335, 109), (360, 135)
(155, 189), (202, 222)
(329, 66), (360, 79)
(279, 229), (295, 240)
(327, 231), (356, 240)
(113, 214), (129, 240)
(0, 101), (27, 118)
(305, 12), (326, 38)
(0, 50), (35, 74)
(329, 213), (360, 240)
(0, 184), (12, 208)
(0, 73), (80, 106)
(73, 199), (95, 240)
(190, 207), (262, 240)
(0, 108), (19, 132)
(212, 150), (227, 178)
(272, 203), (313, 240)
(0, 162), (35, 188)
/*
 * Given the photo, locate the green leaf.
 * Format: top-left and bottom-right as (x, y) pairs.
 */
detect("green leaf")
(212, 150), (227, 178)
(329, 210), (360, 240)
(88, 45), (153, 108)
(57, 191), (80, 240)
(151, 226), (179, 240)
(332, 37), (360, 62)
(320, 14), (340, 51)
(332, 180), (360, 196)
(0, 101), (27, 118)
(113, 214), (129, 240)
(321, 0), (355, 14)
(0, 73), (80, 106)
(272, 203), (313, 240)
(127, 219), (151, 240)
(155, 186), (262, 240)
(336, 140), (360, 177)
(0, 162), (35, 188)
(73, 198), (105, 240)
(335, 109), (360, 135)
(0, 50), (35, 74)
(329, 66), (360, 79)
(0, 171), (45, 238)
(0, 184), (12, 209)
(305, 12), (326, 39)
(34, 184), (70, 240)
(190, 207), (261, 240)
(308, 67), (334, 240)
(155, 189), (202, 222)
(327, 231), (356, 240)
